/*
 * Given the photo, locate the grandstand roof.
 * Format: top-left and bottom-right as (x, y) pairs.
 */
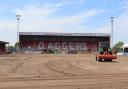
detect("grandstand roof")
(0, 41), (8, 44)
(19, 32), (111, 37)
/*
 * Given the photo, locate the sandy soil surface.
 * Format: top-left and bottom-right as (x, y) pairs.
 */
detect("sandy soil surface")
(0, 53), (128, 89)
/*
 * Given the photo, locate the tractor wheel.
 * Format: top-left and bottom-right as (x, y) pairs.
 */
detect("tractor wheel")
(104, 59), (108, 62)
(98, 58), (102, 62)
(105, 59), (112, 62)
(108, 59), (112, 62)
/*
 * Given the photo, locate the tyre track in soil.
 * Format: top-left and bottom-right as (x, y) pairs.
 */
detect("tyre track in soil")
(45, 60), (89, 76)
(0, 73), (128, 89)
(43, 55), (97, 77)
(0, 54), (127, 89)
(0, 73), (128, 81)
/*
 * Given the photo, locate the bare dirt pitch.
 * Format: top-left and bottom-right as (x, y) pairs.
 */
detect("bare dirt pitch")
(0, 53), (128, 89)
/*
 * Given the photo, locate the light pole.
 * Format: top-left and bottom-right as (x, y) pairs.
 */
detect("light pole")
(110, 17), (114, 48)
(16, 14), (21, 52)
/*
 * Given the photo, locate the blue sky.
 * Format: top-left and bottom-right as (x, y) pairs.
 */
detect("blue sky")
(0, 0), (128, 45)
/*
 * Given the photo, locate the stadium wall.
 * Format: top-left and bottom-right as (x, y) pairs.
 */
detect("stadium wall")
(19, 32), (110, 53)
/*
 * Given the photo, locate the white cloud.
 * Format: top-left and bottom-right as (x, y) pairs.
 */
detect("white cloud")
(122, 0), (128, 9)
(113, 1), (128, 44)
(0, 2), (9, 13)
(93, 9), (128, 44)
(0, 21), (17, 44)
(54, 1), (73, 7)
(80, 0), (85, 4)
(103, 0), (112, 4)
(44, 0), (86, 8)
(0, 3), (105, 45)
(14, 5), (104, 32)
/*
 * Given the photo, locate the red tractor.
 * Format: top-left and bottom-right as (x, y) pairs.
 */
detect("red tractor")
(96, 42), (117, 62)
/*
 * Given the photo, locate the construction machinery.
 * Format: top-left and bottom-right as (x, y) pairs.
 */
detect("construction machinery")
(96, 42), (117, 62)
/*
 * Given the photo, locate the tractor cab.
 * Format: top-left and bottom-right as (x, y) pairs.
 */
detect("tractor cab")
(98, 42), (112, 54)
(96, 42), (117, 62)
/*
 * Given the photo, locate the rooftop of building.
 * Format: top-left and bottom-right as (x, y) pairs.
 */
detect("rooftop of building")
(123, 43), (128, 48)
(0, 41), (9, 44)
(19, 32), (111, 37)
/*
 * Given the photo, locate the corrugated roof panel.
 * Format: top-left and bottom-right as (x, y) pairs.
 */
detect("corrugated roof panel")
(19, 32), (111, 37)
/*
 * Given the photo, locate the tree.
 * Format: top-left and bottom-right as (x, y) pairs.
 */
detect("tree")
(114, 41), (124, 52)
(114, 41), (124, 48)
